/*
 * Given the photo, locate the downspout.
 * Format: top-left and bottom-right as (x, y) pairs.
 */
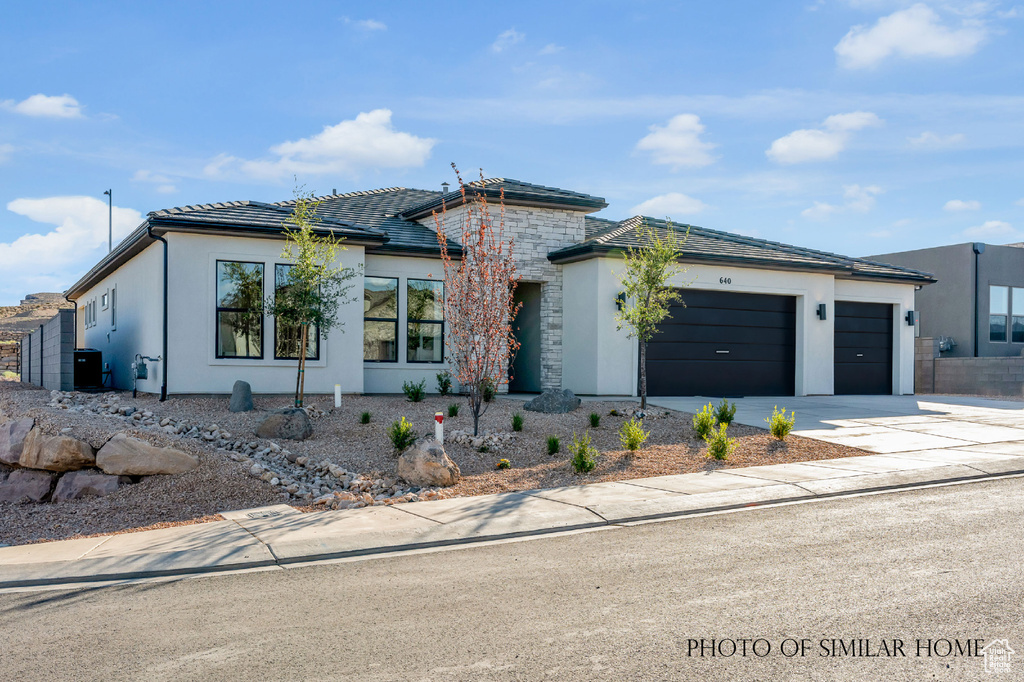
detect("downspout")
(147, 226), (169, 401)
(973, 243), (985, 358)
(64, 293), (77, 350)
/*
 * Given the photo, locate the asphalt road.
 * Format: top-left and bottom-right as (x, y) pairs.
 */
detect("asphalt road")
(2, 477), (1022, 681)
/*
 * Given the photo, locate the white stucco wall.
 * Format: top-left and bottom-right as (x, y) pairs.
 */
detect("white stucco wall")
(363, 254), (452, 394)
(165, 233), (366, 395)
(563, 257), (914, 396)
(76, 242), (165, 393)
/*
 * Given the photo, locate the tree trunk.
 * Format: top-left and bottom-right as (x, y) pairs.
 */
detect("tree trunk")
(640, 340), (647, 410)
(296, 324), (308, 408)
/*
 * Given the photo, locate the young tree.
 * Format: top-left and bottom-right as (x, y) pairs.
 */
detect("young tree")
(615, 220), (689, 411)
(435, 165), (522, 436)
(265, 190), (360, 407)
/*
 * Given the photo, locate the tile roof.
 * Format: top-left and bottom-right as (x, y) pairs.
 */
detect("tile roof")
(398, 178), (608, 220)
(551, 216), (936, 283)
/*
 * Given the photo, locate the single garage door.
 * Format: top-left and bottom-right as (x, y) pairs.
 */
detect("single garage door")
(645, 290), (796, 396)
(834, 301), (893, 395)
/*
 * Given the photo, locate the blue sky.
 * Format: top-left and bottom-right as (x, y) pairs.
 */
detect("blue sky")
(1, 0), (1022, 304)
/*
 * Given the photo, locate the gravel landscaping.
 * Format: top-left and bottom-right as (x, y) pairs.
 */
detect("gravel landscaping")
(0, 378), (872, 546)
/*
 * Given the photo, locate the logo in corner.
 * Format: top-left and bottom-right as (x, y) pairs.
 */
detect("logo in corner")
(982, 639), (1014, 675)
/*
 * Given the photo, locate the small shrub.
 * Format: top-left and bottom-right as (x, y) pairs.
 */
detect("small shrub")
(766, 406), (796, 440)
(496, 458), (511, 470)
(512, 412), (523, 432)
(359, 411), (371, 425)
(387, 417), (417, 451)
(692, 403), (717, 440)
(589, 412), (601, 428)
(447, 403), (460, 418)
(436, 371), (452, 396)
(569, 431), (597, 474)
(705, 423), (736, 460)
(714, 399), (737, 425)
(478, 444), (490, 453)
(546, 435), (560, 456)
(481, 378), (496, 402)
(619, 417), (650, 451)
(402, 379), (426, 403)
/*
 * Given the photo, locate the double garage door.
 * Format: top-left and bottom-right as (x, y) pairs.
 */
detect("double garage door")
(645, 291), (892, 396)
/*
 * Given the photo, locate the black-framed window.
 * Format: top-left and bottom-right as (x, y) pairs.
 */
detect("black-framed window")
(1013, 288), (1024, 343)
(274, 264), (319, 360)
(407, 279), (444, 363)
(110, 287), (116, 331)
(216, 260), (264, 359)
(990, 285), (1009, 342)
(364, 277), (398, 362)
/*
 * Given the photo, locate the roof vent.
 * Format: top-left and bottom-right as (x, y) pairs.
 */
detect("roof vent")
(441, 182), (450, 194)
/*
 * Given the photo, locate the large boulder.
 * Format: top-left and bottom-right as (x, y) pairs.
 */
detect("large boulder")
(52, 469), (122, 503)
(256, 408), (313, 441)
(96, 433), (199, 475)
(0, 469), (56, 503)
(229, 380), (254, 413)
(0, 418), (34, 466)
(19, 429), (96, 472)
(523, 389), (581, 414)
(397, 439), (461, 487)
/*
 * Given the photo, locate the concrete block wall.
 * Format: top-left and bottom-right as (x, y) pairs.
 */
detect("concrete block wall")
(20, 310), (74, 391)
(917, 335), (1024, 397)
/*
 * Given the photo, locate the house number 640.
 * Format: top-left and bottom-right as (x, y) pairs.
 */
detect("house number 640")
(719, 277), (732, 284)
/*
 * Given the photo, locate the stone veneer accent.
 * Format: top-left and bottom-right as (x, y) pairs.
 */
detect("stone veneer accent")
(421, 204), (587, 391)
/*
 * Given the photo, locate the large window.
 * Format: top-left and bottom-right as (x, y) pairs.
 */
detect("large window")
(990, 285), (1009, 342)
(408, 279), (444, 363)
(216, 261), (264, 358)
(1013, 288), (1024, 343)
(274, 264), (319, 360)
(364, 277), (398, 362)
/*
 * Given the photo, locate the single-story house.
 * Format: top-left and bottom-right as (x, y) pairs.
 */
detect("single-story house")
(868, 242), (1024, 358)
(65, 178), (935, 399)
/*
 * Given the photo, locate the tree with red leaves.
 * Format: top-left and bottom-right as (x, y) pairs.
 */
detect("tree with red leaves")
(434, 165), (522, 436)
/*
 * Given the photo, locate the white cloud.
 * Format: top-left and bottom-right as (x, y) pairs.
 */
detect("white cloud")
(1, 197), (142, 298)
(206, 109), (435, 182)
(0, 143), (12, 163)
(963, 219), (1018, 239)
(492, 28), (524, 52)
(636, 114), (717, 169)
(802, 202), (841, 220)
(944, 199), (981, 211)
(1, 93), (83, 118)
(801, 184), (883, 220)
(132, 169), (178, 194)
(908, 130), (966, 147)
(539, 43), (564, 55)
(1016, 198), (1024, 207)
(354, 19), (386, 31)
(631, 192), (709, 218)
(835, 4), (987, 69)
(767, 111), (882, 164)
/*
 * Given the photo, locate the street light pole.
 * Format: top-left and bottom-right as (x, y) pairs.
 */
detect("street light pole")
(103, 189), (112, 253)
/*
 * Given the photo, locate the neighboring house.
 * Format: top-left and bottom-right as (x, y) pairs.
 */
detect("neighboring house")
(65, 179), (933, 399)
(869, 242), (1024, 358)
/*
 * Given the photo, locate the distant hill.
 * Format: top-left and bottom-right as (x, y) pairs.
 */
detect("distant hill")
(0, 293), (74, 343)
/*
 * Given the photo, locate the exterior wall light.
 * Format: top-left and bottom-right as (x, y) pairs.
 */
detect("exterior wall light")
(906, 310), (916, 326)
(816, 303), (827, 320)
(615, 292), (626, 311)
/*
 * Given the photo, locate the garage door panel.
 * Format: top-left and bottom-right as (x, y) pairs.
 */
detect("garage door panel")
(647, 361), (796, 396)
(834, 347), (890, 363)
(681, 290), (797, 313)
(648, 343), (795, 363)
(834, 317), (892, 334)
(834, 301), (892, 395)
(655, 325), (795, 346)
(661, 308), (796, 329)
(834, 331), (892, 349)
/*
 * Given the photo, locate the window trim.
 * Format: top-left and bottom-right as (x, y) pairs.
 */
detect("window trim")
(406, 278), (445, 364)
(215, 259), (265, 360)
(273, 263), (320, 361)
(364, 276), (399, 363)
(110, 287), (116, 331)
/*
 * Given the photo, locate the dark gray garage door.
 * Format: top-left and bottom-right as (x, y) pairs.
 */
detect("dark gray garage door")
(645, 290), (796, 396)
(834, 301), (893, 395)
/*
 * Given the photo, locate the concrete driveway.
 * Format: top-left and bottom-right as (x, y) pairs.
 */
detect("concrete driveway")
(647, 394), (1024, 458)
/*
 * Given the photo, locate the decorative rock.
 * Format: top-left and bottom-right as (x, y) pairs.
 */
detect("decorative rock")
(19, 429), (96, 472)
(52, 469), (121, 503)
(523, 388), (581, 414)
(256, 408), (313, 441)
(96, 433), (199, 475)
(0, 469), (56, 503)
(396, 439), (461, 487)
(0, 418), (35, 466)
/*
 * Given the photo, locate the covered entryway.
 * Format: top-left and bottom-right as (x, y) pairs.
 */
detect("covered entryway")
(834, 301), (893, 395)
(645, 290), (796, 396)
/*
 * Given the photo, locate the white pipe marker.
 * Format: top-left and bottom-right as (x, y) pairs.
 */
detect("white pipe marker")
(334, 384), (342, 408)
(435, 412), (444, 444)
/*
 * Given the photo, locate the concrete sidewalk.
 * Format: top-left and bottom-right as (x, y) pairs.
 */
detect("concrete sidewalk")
(3, 445), (1023, 590)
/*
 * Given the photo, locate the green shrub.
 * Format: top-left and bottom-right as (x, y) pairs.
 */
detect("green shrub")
(569, 431), (597, 474)
(714, 399), (737, 425)
(496, 458), (511, 470)
(387, 417), (417, 451)
(436, 371), (452, 396)
(546, 435), (560, 456)
(481, 378), (496, 402)
(359, 411), (371, 425)
(692, 403), (717, 439)
(511, 412), (523, 432)
(704, 423), (736, 460)
(619, 417), (650, 451)
(402, 379), (426, 402)
(478, 444), (490, 453)
(589, 412), (601, 428)
(766, 406), (796, 440)
(447, 403), (460, 418)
